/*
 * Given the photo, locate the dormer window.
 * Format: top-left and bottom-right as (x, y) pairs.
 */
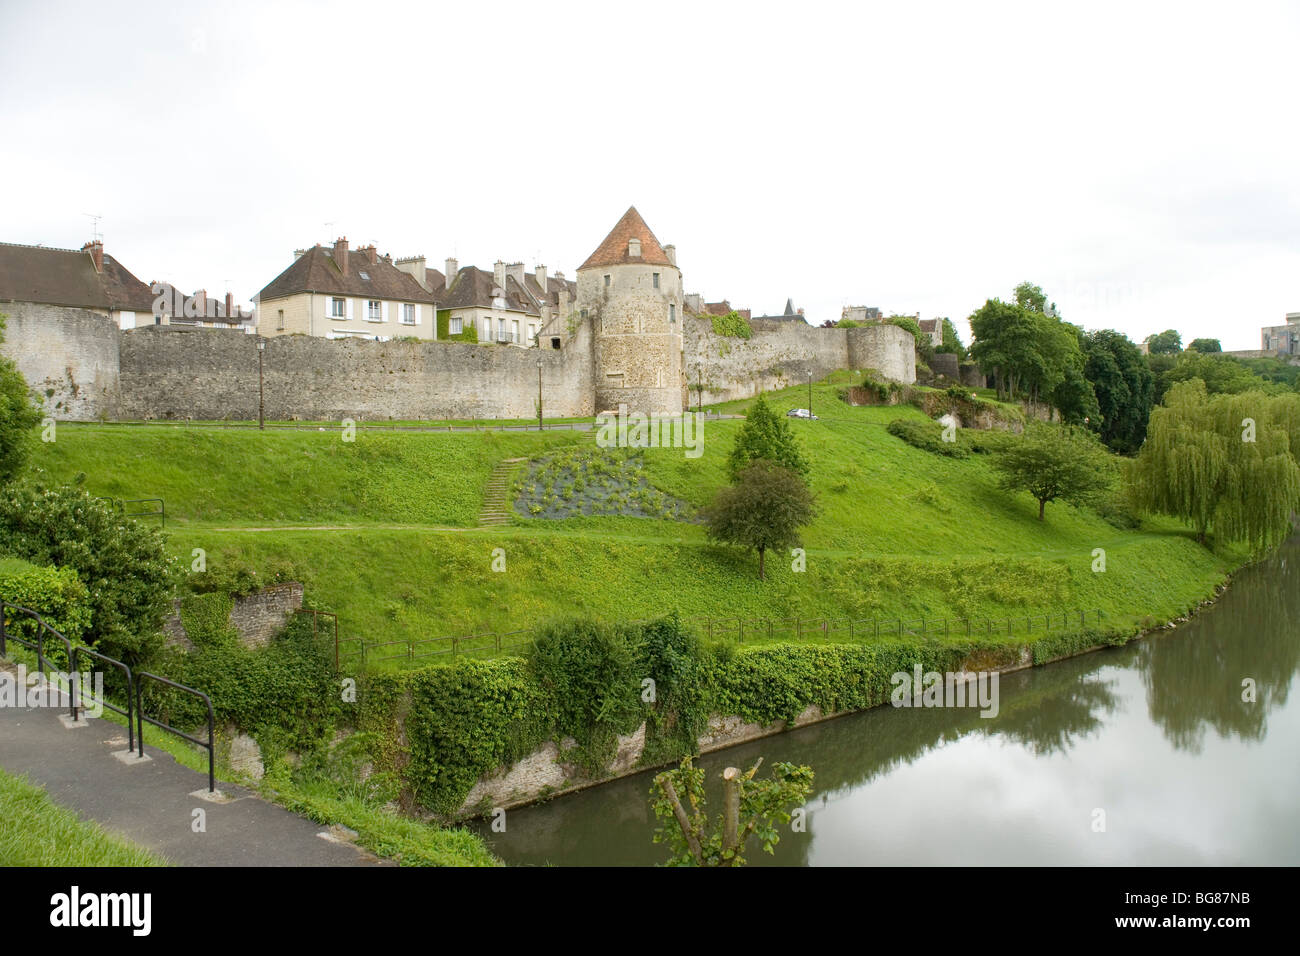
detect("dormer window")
(628, 238), (641, 257)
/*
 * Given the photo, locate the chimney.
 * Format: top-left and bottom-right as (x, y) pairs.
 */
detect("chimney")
(225, 292), (235, 318)
(444, 257), (458, 289)
(396, 256), (428, 289)
(664, 243), (676, 267)
(494, 260), (506, 290)
(82, 240), (103, 273)
(334, 237), (349, 275)
(363, 244), (378, 265)
(535, 264), (547, 290)
(506, 262), (525, 286)
(194, 289), (208, 317)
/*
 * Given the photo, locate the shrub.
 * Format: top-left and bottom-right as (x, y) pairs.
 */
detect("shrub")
(528, 619), (645, 773)
(860, 369), (901, 403)
(0, 480), (176, 666)
(160, 611), (340, 757)
(0, 561), (92, 645)
(710, 311), (753, 339)
(0, 314), (43, 485)
(886, 418), (970, 458)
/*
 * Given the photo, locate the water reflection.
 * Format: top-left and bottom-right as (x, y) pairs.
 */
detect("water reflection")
(476, 538), (1300, 866)
(1138, 541), (1299, 752)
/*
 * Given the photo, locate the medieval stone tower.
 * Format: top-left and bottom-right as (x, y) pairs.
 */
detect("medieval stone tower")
(578, 207), (685, 415)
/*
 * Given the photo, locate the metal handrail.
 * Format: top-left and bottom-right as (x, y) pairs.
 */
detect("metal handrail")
(71, 644), (136, 750)
(0, 599), (77, 721)
(136, 671), (215, 792)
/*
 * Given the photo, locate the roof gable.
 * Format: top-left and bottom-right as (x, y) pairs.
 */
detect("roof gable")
(579, 206), (674, 271)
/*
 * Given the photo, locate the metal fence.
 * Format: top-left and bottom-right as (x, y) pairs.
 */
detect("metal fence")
(95, 496), (165, 528)
(330, 608), (1107, 670)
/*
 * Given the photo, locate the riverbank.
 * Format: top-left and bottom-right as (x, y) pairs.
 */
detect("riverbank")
(474, 535), (1300, 866)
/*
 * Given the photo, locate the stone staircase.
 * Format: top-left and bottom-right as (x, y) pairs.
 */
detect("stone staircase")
(478, 458), (528, 527)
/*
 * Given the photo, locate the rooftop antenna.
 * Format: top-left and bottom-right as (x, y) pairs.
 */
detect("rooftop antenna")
(324, 221), (336, 240)
(83, 213), (102, 243)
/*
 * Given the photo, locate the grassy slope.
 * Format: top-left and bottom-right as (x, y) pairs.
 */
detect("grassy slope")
(0, 767), (168, 866)
(29, 380), (1246, 657)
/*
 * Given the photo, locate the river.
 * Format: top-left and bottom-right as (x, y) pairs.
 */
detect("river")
(475, 536), (1300, 866)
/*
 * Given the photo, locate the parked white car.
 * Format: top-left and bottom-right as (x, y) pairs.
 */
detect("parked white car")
(786, 408), (819, 420)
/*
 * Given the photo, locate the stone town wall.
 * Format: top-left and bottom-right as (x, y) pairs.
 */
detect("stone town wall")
(684, 316), (915, 406)
(116, 320), (596, 421)
(0, 302), (121, 419)
(9, 304), (916, 421)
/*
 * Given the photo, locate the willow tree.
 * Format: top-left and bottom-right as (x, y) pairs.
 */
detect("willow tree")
(1127, 380), (1300, 548)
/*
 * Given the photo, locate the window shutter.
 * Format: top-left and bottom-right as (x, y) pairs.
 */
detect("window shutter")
(413, 304), (421, 326)
(345, 298), (353, 322)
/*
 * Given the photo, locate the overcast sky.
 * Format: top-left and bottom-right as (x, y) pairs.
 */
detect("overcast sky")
(1, 0), (1295, 349)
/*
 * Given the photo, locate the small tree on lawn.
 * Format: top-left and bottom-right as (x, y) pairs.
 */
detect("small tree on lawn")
(991, 422), (1116, 520)
(651, 756), (814, 867)
(727, 394), (810, 482)
(703, 460), (816, 579)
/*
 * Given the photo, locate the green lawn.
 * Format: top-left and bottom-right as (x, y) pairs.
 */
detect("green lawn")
(0, 768), (168, 866)
(28, 378), (1247, 661)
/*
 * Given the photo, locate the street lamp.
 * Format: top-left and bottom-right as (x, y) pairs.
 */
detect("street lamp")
(257, 338), (266, 430)
(537, 359), (543, 432)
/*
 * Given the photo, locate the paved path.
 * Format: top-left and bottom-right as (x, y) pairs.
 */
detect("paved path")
(0, 693), (387, 866)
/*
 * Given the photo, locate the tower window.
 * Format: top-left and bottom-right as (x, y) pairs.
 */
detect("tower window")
(653, 273), (660, 289)
(604, 274), (610, 288)
(669, 304), (676, 323)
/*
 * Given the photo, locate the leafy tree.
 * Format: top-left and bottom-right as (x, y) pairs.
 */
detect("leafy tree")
(1145, 329), (1183, 355)
(968, 298), (1040, 400)
(651, 756), (813, 866)
(935, 317), (966, 357)
(703, 460), (816, 579)
(1052, 362), (1101, 428)
(1187, 338), (1222, 353)
(0, 480), (177, 664)
(1155, 351), (1276, 402)
(969, 293), (1083, 406)
(1082, 330), (1154, 454)
(1127, 381), (1300, 548)
(990, 423), (1116, 520)
(0, 314), (43, 484)
(1013, 281), (1048, 313)
(727, 394), (810, 481)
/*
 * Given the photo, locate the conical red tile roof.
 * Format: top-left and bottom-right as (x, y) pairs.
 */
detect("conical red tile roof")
(578, 206), (675, 270)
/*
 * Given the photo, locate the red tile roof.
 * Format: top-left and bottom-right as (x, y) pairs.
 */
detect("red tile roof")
(579, 206), (675, 271)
